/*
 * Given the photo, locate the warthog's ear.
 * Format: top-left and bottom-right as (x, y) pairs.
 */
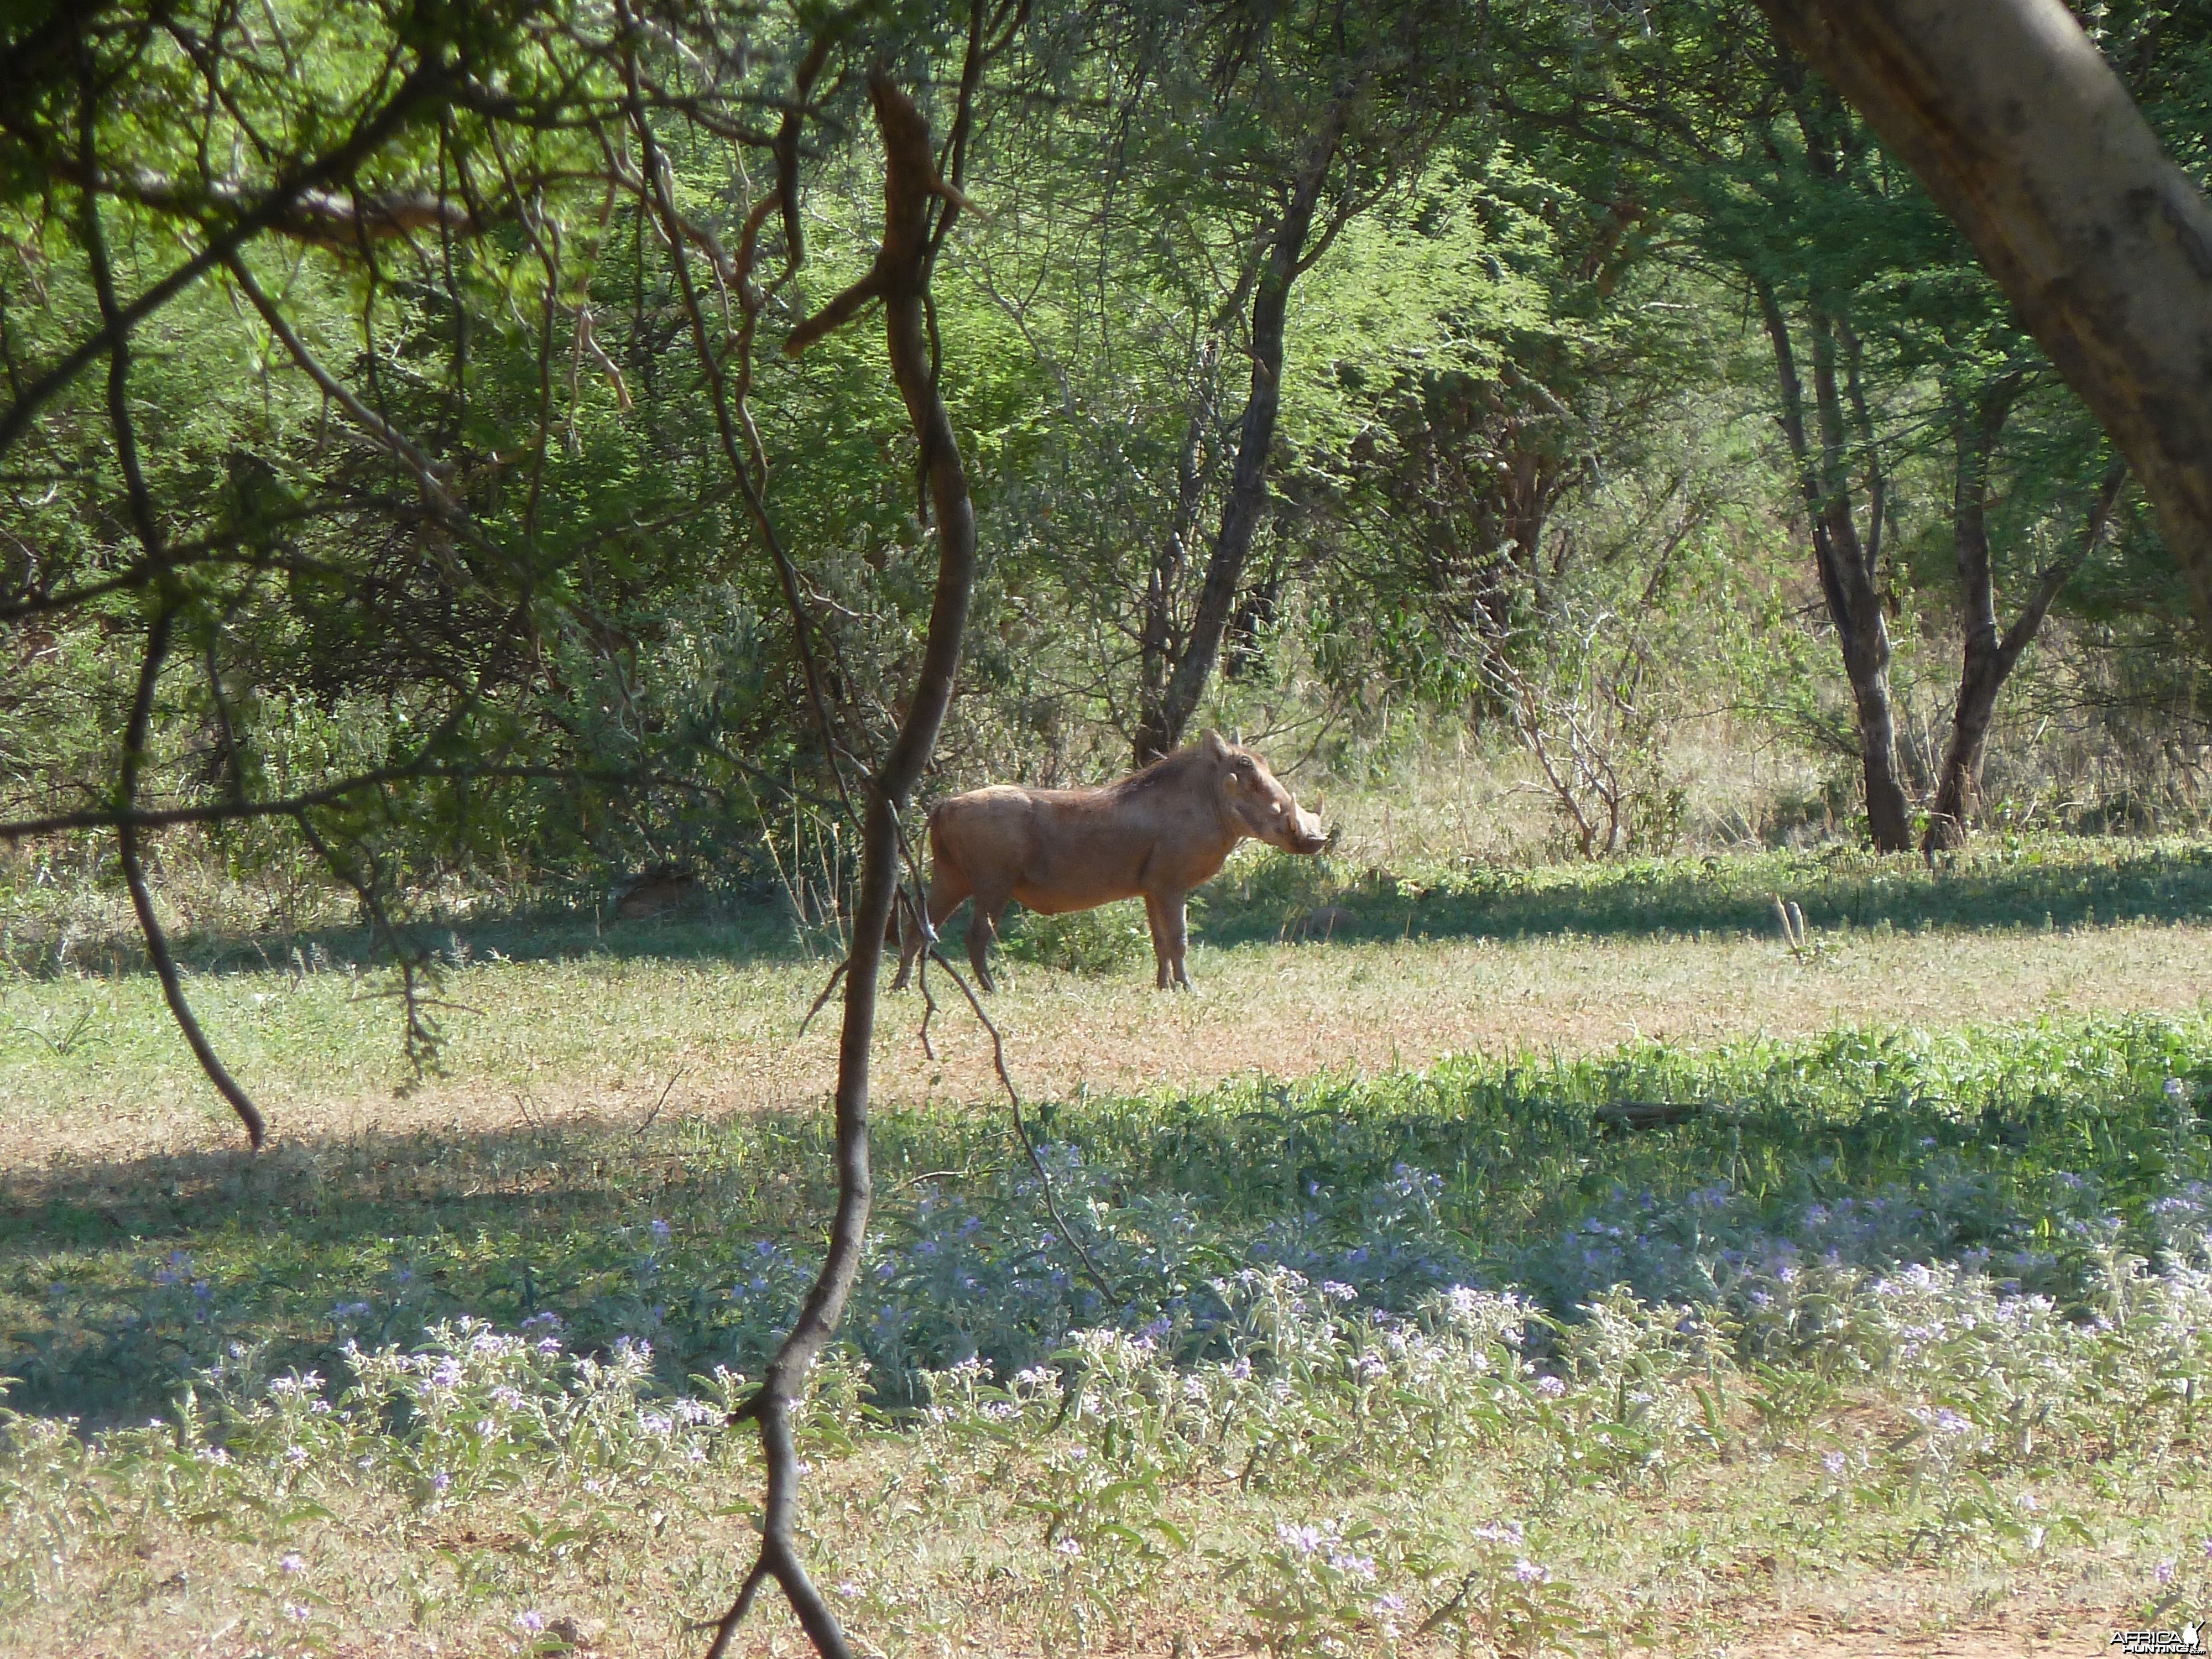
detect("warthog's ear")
(1199, 728), (1228, 759)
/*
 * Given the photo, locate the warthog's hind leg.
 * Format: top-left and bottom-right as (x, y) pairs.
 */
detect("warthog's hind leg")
(891, 864), (971, 990)
(967, 882), (1009, 993)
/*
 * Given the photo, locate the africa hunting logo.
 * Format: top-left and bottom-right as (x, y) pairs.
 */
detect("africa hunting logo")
(2111, 1620), (2202, 1655)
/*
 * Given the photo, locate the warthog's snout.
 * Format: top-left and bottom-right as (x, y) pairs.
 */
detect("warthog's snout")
(1288, 808), (1328, 855)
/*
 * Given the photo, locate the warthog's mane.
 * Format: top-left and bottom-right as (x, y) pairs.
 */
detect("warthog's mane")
(1110, 744), (1217, 797)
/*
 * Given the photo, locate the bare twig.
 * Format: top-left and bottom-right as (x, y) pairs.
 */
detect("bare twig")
(79, 77), (267, 1150)
(634, 1067), (686, 1135)
(221, 251), (457, 505)
(115, 613), (269, 1150)
(1416, 1567), (1484, 1637)
(927, 944), (1121, 1307)
(795, 960), (850, 1038)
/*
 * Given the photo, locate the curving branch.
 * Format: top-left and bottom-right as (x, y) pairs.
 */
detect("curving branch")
(116, 611), (268, 1149)
(620, 8), (867, 825)
(76, 73), (268, 1149)
(220, 252), (458, 504)
(701, 63), (984, 1659)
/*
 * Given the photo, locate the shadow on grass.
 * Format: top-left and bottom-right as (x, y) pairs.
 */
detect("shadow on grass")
(7, 838), (2209, 988)
(9, 1009), (2208, 1431)
(2, 897), (843, 984)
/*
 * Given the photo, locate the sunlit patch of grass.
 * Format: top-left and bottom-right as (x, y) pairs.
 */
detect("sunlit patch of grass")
(1202, 832), (2212, 945)
(4, 836), (2210, 1172)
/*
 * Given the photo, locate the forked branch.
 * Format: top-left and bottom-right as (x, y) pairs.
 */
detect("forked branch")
(698, 64), (983, 1659)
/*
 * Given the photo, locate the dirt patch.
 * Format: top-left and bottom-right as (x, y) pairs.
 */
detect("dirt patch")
(1723, 1605), (2134, 1657)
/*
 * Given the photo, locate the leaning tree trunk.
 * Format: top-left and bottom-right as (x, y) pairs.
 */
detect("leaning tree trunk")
(631, 46), (982, 1656)
(1134, 101), (1349, 765)
(1757, 0), (2212, 641)
(735, 74), (978, 1658)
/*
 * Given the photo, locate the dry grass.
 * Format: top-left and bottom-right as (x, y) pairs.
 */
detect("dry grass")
(2, 1343), (2185, 1659)
(4, 917), (2208, 1168)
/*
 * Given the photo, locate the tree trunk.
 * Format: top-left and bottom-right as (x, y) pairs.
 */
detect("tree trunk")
(1926, 421), (2126, 854)
(650, 51), (981, 1657)
(1138, 352), (1215, 744)
(741, 71), (979, 1659)
(1134, 101), (1349, 765)
(1756, 0), (2212, 641)
(1755, 280), (1914, 852)
(1924, 375), (2020, 852)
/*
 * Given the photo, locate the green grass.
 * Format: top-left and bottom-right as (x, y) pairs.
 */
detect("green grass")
(5, 839), (2212, 1654)
(7, 1014), (2208, 1425)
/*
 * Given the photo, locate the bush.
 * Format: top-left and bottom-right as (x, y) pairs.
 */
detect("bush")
(1002, 900), (1151, 976)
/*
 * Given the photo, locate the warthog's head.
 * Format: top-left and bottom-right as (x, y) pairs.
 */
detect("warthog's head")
(1204, 729), (1329, 855)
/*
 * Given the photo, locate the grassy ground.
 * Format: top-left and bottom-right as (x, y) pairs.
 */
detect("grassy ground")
(3, 838), (2209, 1164)
(3, 839), (2212, 1656)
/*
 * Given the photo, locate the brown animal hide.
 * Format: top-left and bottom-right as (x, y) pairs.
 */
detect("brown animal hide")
(891, 730), (1327, 992)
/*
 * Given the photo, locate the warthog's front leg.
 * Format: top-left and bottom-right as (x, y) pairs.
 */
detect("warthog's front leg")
(1142, 893), (1171, 989)
(891, 865), (971, 991)
(1160, 890), (1193, 990)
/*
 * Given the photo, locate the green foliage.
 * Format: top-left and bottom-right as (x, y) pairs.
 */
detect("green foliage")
(1001, 900), (1151, 977)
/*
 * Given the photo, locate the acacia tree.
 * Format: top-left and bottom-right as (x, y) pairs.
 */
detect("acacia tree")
(1121, 0), (1479, 764)
(1756, 0), (2212, 644)
(5, 2), (1020, 1648)
(1470, 7), (1924, 847)
(607, 0), (1027, 1641)
(0, 0), (658, 1141)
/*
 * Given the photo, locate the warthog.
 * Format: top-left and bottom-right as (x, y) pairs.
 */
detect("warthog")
(891, 730), (1327, 992)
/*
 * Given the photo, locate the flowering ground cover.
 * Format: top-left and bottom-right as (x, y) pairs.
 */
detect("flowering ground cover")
(3, 1010), (2211, 1654)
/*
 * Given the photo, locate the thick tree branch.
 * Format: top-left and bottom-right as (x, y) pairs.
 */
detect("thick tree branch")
(1136, 92), (1351, 763)
(1757, 0), (2212, 639)
(0, 761), (642, 839)
(43, 155), (479, 243)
